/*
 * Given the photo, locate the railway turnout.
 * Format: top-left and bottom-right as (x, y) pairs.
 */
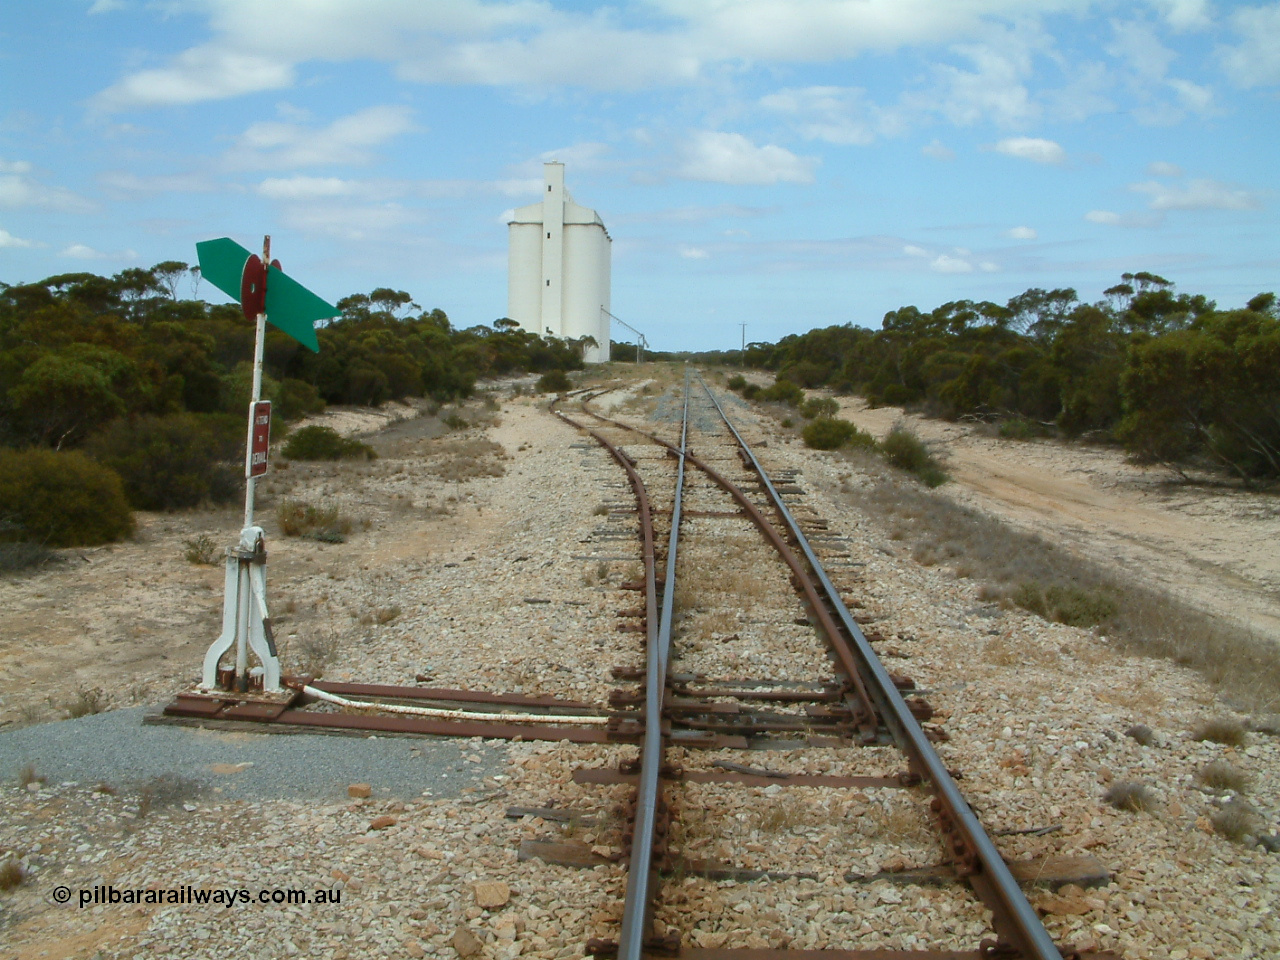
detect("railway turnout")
(160, 371), (1119, 959)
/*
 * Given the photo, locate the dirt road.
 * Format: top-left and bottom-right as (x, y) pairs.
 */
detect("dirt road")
(837, 398), (1280, 641)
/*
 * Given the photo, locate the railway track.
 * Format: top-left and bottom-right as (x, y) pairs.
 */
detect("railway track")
(160, 370), (1121, 958)
(553, 372), (1116, 960)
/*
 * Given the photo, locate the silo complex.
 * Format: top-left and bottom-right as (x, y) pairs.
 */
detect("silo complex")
(508, 162), (611, 363)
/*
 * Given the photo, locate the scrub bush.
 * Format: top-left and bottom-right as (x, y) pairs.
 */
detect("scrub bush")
(536, 369), (572, 394)
(281, 425), (376, 461)
(0, 448), (134, 546)
(86, 413), (241, 510)
(879, 425), (949, 486)
(800, 397), (839, 419)
(760, 378), (804, 406)
(802, 418), (876, 451)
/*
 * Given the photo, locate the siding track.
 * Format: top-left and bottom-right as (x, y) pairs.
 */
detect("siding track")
(555, 371), (1115, 960)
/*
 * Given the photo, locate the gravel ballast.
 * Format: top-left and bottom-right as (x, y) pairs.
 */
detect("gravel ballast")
(0, 376), (1276, 960)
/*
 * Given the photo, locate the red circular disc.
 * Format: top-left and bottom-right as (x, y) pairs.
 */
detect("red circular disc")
(241, 254), (266, 320)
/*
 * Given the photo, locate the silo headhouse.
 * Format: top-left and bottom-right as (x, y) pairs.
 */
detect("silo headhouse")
(508, 162), (611, 363)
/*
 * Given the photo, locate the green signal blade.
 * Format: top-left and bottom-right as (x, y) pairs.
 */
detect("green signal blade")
(195, 238), (252, 302)
(264, 262), (336, 353)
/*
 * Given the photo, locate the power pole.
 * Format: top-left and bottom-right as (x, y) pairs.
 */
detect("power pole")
(739, 323), (747, 369)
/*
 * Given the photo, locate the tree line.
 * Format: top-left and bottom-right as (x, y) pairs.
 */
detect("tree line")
(729, 273), (1279, 483)
(0, 264), (588, 538)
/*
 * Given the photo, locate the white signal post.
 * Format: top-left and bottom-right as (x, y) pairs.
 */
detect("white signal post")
(200, 235), (283, 694)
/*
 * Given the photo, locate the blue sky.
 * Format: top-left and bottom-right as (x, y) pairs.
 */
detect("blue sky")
(1, 1), (1277, 351)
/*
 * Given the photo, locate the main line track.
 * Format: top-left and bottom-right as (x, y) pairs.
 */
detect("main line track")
(554, 372), (1114, 960)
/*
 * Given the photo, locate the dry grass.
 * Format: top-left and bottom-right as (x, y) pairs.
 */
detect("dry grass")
(1192, 717), (1248, 746)
(277, 500), (354, 542)
(182, 533), (220, 565)
(1125, 724), (1155, 746)
(135, 775), (201, 820)
(842, 461), (1280, 711)
(64, 687), (107, 719)
(289, 631), (340, 678)
(0, 857), (25, 892)
(425, 439), (507, 482)
(1210, 797), (1264, 843)
(16, 763), (38, 789)
(1104, 781), (1157, 813)
(1197, 760), (1251, 793)
(359, 605), (402, 626)
(983, 633), (1058, 668)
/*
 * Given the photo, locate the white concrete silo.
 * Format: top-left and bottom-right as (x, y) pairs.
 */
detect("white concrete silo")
(507, 162), (611, 363)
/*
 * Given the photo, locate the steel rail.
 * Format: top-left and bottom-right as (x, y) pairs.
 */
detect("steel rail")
(697, 376), (1065, 960)
(616, 368), (690, 960)
(576, 404), (882, 730)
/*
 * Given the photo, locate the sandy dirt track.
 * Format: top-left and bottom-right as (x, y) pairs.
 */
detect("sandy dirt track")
(835, 398), (1280, 642)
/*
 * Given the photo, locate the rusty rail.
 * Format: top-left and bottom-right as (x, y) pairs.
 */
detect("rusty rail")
(696, 376), (1065, 960)
(567, 377), (1086, 959)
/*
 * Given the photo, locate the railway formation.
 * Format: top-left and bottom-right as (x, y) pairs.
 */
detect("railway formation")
(163, 371), (1120, 959)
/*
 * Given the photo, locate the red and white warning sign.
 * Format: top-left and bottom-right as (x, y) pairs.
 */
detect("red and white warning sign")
(247, 400), (272, 478)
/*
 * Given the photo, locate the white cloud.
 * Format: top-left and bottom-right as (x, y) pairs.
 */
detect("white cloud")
(916, 21), (1046, 128)
(278, 202), (419, 242)
(493, 178), (542, 198)
(680, 246), (710, 260)
(1221, 4), (1280, 87)
(1085, 208), (1162, 227)
(0, 228), (33, 248)
(226, 105), (416, 169)
(675, 131), (817, 185)
(0, 161), (96, 212)
(993, 136), (1066, 164)
(1107, 19), (1176, 81)
(921, 139), (955, 160)
(1147, 161), (1184, 177)
(92, 47), (295, 112)
(88, 0), (128, 13)
(931, 254), (974, 273)
(760, 86), (905, 145)
(257, 176), (358, 200)
(92, 0), (1104, 108)
(99, 171), (220, 197)
(979, 260), (999, 271)
(60, 243), (137, 260)
(1167, 77), (1214, 113)
(1147, 0), (1213, 31)
(902, 244), (928, 257)
(1131, 177), (1263, 211)
(1007, 226), (1037, 240)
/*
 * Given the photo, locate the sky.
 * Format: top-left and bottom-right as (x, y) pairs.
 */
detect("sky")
(1, 1), (1277, 352)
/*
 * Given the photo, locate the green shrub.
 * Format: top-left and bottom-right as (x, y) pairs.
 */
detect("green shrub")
(1012, 581), (1118, 627)
(802, 417), (876, 451)
(0, 448), (134, 546)
(879, 425), (949, 486)
(275, 379), (326, 422)
(281, 425), (376, 461)
(86, 413), (241, 510)
(726, 374), (747, 391)
(536, 369), (572, 394)
(781, 417), (794, 429)
(741, 383), (762, 400)
(443, 413), (468, 430)
(761, 378), (804, 406)
(800, 397), (839, 419)
(998, 417), (1051, 441)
